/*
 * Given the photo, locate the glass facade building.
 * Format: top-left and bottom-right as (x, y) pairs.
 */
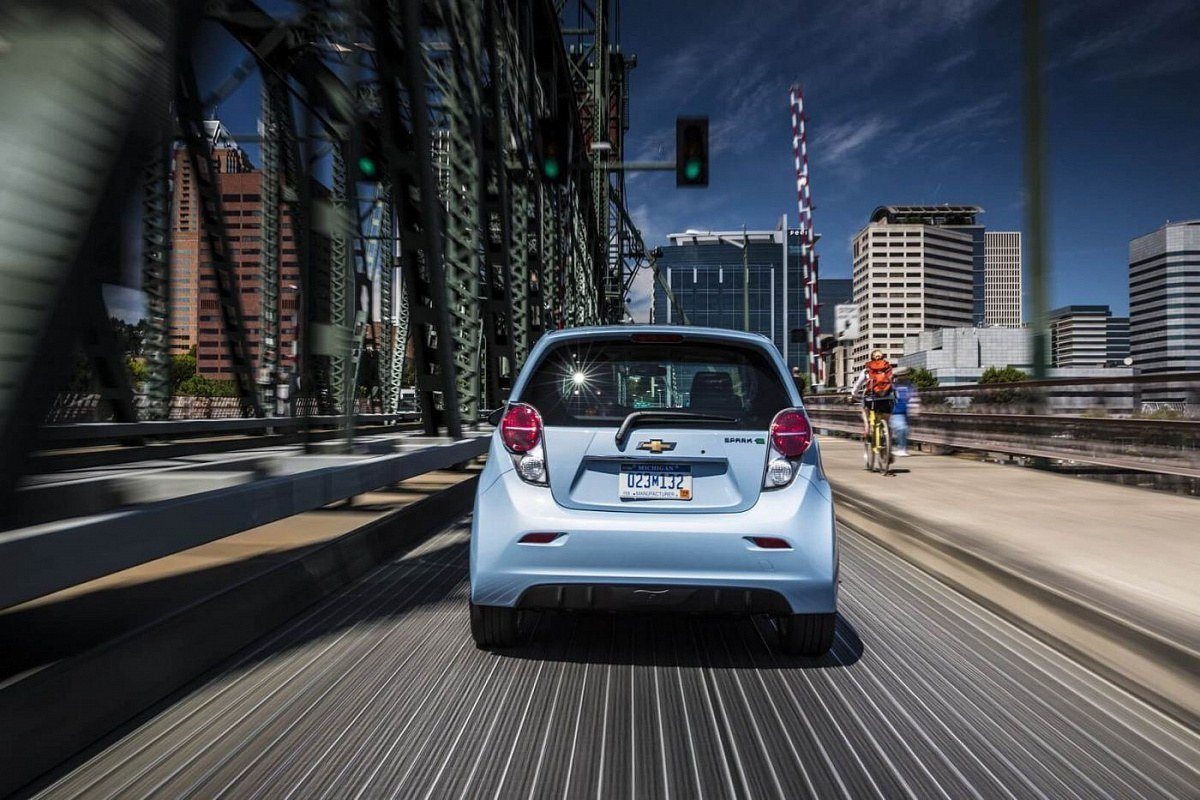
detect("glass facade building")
(651, 226), (837, 371)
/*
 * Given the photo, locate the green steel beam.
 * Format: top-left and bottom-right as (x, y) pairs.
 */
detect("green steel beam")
(259, 76), (285, 412)
(140, 136), (173, 420)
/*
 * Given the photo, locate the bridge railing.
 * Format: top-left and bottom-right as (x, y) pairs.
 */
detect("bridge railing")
(1, 432), (490, 612)
(44, 394), (415, 423)
(38, 412), (421, 446)
(805, 372), (1200, 478)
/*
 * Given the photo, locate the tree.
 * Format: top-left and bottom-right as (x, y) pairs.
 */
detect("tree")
(125, 356), (147, 386)
(170, 346), (198, 389)
(979, 365), (1029, 384)
(978, 365), (1031, 404)
(176, 374), (238, 397)
(909, 367), (938, 390)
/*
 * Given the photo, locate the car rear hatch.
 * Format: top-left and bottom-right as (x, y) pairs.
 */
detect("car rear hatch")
(545, 425), (769, 513)
(513, 333), (793, 514)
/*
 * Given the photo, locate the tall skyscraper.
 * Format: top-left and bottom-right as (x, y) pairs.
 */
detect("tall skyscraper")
(168, 122), (254, 356)
(984, 231), (1022, 326)
(169, 120), (303, 382)
(1129, 220), (1200, 373)
(850, 205), (977, 364)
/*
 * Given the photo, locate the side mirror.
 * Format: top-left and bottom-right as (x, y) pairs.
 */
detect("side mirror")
(485, 406), (506, 426)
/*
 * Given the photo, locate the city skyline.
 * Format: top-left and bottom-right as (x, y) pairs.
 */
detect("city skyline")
(98, 0), (1199, 334)
(619, 0), (1200, 322)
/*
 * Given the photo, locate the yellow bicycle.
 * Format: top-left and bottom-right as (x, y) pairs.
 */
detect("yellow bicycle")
(863, 404), (892, 475)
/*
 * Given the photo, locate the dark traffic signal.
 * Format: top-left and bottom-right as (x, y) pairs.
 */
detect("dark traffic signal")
(356, 116), (383, 180)
(537, 117), (570, 183)
(676, 116), (708, 187)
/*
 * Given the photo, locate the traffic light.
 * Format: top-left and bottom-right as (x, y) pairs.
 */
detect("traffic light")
(676, 116), (708, 187)
(356, 116), (383, 180)
(537, 117), (570, 183)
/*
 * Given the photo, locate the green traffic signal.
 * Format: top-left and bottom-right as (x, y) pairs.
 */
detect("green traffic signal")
(358, 156), (377, 178)
(543, 156), (560, 180)
(675, 116), (709, 187)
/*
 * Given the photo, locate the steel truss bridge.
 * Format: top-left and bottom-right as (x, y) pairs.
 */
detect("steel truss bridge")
(0, 0), (647, 509)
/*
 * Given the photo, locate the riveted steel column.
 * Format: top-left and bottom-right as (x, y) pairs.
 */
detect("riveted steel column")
(140, 136), (173, 420)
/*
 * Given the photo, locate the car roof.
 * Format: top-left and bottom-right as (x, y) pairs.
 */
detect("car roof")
(540, 325), (772, 345)
(511, 325), (796, 404)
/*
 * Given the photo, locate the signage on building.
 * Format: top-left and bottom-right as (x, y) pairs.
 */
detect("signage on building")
(835, 304), (860, 341)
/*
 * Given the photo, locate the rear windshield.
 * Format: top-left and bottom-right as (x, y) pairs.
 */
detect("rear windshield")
(516, 339), (792, 428)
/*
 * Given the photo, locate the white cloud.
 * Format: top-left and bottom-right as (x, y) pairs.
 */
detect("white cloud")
(816, 115), (893, 166)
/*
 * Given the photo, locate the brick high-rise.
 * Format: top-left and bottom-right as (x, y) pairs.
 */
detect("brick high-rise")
(169, 121), (302, 383)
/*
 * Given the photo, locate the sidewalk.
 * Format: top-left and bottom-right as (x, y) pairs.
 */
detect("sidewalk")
(0, 469), (478, 795)
(818, 435), (1199, 723)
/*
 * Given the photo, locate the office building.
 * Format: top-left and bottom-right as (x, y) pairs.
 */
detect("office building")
(818, 278), (852, 339)
(901, 327), (1033, 384)
(850, 205), (977, 366)
(984, 231), (1022, 326)
(901, 328), (1130, 408)
(169, 120), (303, 381)
(651, 220), (842, 370)
(1049, 305), (1125, 368)
(1129, 220), (1200, 373)
(1107, 315), (1130, 366)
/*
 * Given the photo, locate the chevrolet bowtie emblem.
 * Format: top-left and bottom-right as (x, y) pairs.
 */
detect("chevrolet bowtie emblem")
(637, 439), (676, 454)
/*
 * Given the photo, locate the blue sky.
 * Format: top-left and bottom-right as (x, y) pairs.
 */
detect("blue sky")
(105, 0), (1198, 324)
(618, 0), (1200, 320)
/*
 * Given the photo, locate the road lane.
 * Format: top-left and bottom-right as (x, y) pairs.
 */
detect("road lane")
(25, 518), (1200, 799)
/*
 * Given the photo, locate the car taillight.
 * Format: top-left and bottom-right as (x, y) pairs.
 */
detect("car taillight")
(769, 409), (813, 458)
(500, 403), (542, 453)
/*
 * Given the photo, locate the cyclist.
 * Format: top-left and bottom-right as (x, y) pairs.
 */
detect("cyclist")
(891, 367), (919, 456)
(850, 349), (896, 438)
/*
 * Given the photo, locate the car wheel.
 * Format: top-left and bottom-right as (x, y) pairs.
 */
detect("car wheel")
(470, 601), (519, 648)
(777, 612), (836, 656)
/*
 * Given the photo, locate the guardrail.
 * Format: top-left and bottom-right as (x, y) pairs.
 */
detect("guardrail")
(806, 372), (1200, 478)
(0, 434), (490, 611)
(39, 412), (421, 444)
(44, 393), (414, 423)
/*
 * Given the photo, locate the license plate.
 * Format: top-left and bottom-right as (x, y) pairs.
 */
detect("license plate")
(619, 463), (692, 500)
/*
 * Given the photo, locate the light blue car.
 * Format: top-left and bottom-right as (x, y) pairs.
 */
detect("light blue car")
(470, 326), (838, 655)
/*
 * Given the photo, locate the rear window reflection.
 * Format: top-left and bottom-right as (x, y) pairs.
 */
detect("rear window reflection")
(517, 340), (791, 429)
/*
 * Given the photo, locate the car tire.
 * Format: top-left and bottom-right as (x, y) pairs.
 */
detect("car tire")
(777, 612), (836, 656)
(470, 601), (519, 648)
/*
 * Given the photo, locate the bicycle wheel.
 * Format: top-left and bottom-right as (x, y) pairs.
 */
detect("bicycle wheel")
(878, 421), (892, 474)
(863, 434), (874, 471)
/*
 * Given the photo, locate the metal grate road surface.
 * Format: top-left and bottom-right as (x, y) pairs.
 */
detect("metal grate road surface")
(27, 521), (1200, 799)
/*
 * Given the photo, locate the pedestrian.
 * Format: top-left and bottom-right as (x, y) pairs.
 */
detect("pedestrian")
(790, 366), (807, 399)
(891, 367), (919, 456)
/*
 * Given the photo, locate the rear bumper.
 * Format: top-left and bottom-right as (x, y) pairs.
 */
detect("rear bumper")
(516, 583), (793, 615)
(470, 461), (838, 615)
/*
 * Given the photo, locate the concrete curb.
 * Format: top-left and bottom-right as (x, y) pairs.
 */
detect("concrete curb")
(1, 477), (477, 798)
(832, 483), (1200, 732)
